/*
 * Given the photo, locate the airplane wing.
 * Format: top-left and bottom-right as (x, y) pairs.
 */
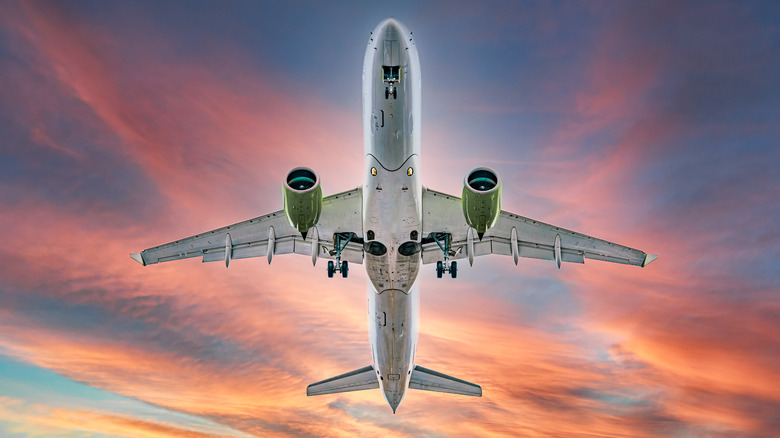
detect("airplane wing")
(421, 188), (657, 268)
(131, 188), (364, 267)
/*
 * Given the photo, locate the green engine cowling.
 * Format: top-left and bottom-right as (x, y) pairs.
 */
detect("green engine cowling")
(462, 167), (502, 239)
(283, 167), (322, 238)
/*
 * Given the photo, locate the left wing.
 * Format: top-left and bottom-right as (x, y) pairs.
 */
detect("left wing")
(421, 188), (656, 268)
(131, 188), (363, 267)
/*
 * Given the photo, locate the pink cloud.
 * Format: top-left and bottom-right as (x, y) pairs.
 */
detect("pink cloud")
(1, 1), (777, 437)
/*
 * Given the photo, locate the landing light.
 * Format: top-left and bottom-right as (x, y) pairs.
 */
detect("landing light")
(407, 167), (414, 176)
(371, 167), (377, 176)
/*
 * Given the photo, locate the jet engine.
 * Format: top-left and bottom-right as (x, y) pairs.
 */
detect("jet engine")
(462, 167), (502, 239)
(283, 167), (322, 239)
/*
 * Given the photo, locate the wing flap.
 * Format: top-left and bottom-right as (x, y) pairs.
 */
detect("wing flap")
(202, 239), (270, 263)
(307, 365), (379, 396)
(199, 236), (364, 264)
(408, 365), (482, 397)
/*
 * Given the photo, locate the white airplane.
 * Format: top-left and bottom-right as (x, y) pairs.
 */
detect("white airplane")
(130, 18), (657, 414)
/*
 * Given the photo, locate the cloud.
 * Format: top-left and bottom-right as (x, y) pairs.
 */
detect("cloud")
(1, 1), (779, 437)
(0, 395), (255, 438)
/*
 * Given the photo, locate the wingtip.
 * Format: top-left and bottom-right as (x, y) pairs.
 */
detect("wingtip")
(129, 252), (146, 266)
(642, 253), (658, 267)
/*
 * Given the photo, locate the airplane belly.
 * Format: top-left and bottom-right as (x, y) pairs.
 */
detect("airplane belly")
(368, 282), (419, 412)
(362, 15), (421, 169)
(363, 153), (422, 293)
(361, 13), (423, 297)
(360, 18), (424, 414)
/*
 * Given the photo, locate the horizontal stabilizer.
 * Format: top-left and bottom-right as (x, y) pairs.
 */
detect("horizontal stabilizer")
(307, 365), (379, 396)
(409, 365), (482, 397)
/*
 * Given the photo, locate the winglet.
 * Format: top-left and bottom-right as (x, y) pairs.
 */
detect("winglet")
(642, 253), (658, 267)
(129, 252), (146, 266)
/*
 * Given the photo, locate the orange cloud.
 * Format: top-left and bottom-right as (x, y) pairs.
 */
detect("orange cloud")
(1, 1), (778, 437)
(0, 396), (252, 438)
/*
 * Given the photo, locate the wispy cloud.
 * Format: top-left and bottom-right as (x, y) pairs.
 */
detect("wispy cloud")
(1, 0), (778, 437)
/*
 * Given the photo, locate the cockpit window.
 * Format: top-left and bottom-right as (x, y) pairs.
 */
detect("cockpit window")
(366, 241), (387, 256)
(398, 241), (421, 256)
(383, 66), (400, 82)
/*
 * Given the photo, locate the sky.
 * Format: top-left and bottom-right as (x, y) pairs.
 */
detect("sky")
(0, 0), (779, 436)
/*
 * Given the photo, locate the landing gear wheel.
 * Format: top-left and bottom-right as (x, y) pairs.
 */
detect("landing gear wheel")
(436, 261), (443, 278)
(393, 88), (397, 99)
(385, 87), (389, 99)
(341, 261), (349, 278)
(327, 261), (334, 278)
(450, 261), (458, 279)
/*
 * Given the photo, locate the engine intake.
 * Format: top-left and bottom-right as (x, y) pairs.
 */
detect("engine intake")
(283, 167), (323, 239)
(462, 167), (502, 239)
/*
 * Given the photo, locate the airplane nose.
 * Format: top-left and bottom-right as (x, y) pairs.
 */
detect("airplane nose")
(379, 18), (403, 40)
(376, 19), (405, 68)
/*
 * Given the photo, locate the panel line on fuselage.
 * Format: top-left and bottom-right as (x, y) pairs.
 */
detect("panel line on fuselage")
(366, 153), (419, 172)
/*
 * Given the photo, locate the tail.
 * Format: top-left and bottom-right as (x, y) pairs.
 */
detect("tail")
(306, 364), (482, 398)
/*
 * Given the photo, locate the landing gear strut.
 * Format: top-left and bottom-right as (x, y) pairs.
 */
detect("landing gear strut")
(327, 232), (355, 278)
(431, 233), (458, 279)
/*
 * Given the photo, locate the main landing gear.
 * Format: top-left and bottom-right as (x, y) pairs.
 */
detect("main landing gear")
(327, 232), (355, 278)
(328, 260), (349, 278)
(431, 232), (458, 279)
(436, 260), (457, 279)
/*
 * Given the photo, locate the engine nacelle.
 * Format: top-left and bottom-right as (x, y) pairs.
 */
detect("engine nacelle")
(462, 167), (502, 239)
(283, 167), (322, 238)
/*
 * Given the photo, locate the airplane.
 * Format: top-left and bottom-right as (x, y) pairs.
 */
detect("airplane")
(130, 18), (657, 414)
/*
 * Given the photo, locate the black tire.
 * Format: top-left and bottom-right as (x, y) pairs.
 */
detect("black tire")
(393, 88), (397, 99)
(436, 261), (443, 278)
(328, 261), (334, 278)
(342, 261), (349, 278)
(450, 261), (458, 279)
(385, 88), (389, 99)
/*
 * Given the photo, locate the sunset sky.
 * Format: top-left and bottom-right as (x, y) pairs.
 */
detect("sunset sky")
(1, 1), (779, 437)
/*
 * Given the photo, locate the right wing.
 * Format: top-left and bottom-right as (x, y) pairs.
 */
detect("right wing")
(421, 187), (656, 268)
(131, 188), (364, 267)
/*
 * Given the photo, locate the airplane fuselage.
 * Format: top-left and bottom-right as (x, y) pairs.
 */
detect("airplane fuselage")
(362, 19), (422, 412)
(130, 17), (656, 416)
